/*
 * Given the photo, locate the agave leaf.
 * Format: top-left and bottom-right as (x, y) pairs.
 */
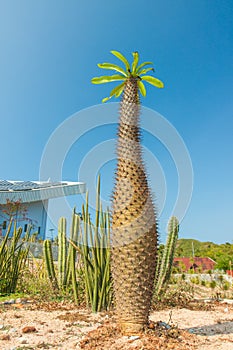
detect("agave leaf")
(137, 67), (155, 75)
(141, 75), (164, 88)
(98, 63), (127, 77)
(91, 75), (126, 84)
(136, 61), (153, 74)
(111, 50), (130, 72)
(137, 80), (146, 97)
(131, 51), (139, 74)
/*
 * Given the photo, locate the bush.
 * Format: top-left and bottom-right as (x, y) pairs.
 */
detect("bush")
(0, 221), (31, 294)
(152, 281), (194, 310)
(210, 280), (217, 289)
(222, 281), (231, 291)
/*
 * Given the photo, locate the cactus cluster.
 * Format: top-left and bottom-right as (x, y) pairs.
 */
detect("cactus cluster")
(43, 175), (111, 311)
(43, 211), (79, 301)
(73, 175), (111, 312)
(154, 216), (179, 296)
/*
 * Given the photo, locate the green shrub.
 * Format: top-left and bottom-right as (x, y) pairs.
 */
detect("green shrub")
(210, 280), (217, 289)
(222, 281), (231, 290)
(0, 220), (31, 294)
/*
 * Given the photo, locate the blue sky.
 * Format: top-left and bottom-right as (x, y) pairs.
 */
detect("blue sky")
(0, 0), (232, 243)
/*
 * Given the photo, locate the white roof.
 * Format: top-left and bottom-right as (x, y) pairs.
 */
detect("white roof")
(0, 180), (86, 204)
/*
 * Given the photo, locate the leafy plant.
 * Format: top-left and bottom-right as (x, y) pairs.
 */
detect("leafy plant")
(0, 220), (31, 294)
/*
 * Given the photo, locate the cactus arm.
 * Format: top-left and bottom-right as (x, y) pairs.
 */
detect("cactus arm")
(43, 239), (58, 289)
(58, 217), (67, 289)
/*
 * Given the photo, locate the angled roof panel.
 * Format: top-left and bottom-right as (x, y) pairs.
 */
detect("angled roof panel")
(0, 180), (86, 204)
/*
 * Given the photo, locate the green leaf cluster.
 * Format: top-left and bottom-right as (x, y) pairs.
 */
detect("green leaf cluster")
(91, 50), (164, 102)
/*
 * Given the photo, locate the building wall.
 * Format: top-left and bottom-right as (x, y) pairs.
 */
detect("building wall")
(0, 200), (48, 240)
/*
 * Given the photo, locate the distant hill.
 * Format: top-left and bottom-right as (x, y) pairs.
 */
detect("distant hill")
(174, 238), (233, 271)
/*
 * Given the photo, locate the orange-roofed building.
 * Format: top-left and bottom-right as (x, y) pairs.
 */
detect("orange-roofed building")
(173, 257), (216, 272)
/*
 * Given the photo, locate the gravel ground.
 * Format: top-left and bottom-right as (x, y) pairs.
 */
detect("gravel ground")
(0, 300), (233, 349)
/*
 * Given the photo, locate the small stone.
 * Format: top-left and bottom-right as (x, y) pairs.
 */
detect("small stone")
(129, 335), (140, 342)
(15, 298), (22, 304)
(157, 321), (171, 330)
(9, 328), (17, 333)
(0, 334), (10, 340)
(4, 299), (15, 304)
(20, 338), (28, 344)
(22, 326), (37, 333)
(148, 322), (155, 329)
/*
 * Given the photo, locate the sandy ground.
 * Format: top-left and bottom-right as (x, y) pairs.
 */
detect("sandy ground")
(1, 300), (233, 350)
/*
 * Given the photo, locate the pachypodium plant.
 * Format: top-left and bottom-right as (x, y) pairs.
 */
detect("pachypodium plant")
(154, 216), (179, 296)
(92, 51), (164, 334)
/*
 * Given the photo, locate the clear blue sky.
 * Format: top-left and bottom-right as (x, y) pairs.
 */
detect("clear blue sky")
(0, 0), (232, 243)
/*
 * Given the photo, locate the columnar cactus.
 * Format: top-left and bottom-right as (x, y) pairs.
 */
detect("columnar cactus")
(43, 239), (58, 289)
(77, 176), (112, 312)
(58, 217), (67, 289)
(43, 212), (79, 301)
(154, 216), (179, 296)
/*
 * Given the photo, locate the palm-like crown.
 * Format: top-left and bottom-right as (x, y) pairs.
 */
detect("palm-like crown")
(92, 50), (164, 103)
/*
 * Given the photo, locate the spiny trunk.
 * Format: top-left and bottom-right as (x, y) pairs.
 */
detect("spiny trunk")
(111, 77), (158, 335)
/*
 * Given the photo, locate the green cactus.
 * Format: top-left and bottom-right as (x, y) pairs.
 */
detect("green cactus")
(67, 210), (80, 302)
(154, 216), (179, 296)
(43, 212), (79, 300)
(43, 175), (111, 310)
(72, 175), (112, 312)
(58, 217), (67, 289)
(43, 239), (58, 289)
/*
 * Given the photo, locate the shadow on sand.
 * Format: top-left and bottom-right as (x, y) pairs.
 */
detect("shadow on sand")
(187, 320), (233, 336)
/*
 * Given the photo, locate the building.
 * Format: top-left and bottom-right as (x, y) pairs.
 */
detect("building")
(173, 257), (216, 272)
(0, 180), (86, 239)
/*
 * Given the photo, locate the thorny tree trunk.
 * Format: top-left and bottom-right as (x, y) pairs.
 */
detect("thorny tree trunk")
(111, 77), (158, 335)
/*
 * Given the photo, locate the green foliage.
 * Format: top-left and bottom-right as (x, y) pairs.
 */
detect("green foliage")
(153, 279), (194, 310)
(210, 280), (217, 289)
(154, 216), (179, 296)
(0, 220), (31, 294)
(91, 50), (164, 102)
(175, 238), (233, 271)
(222, 281), (231, 290)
